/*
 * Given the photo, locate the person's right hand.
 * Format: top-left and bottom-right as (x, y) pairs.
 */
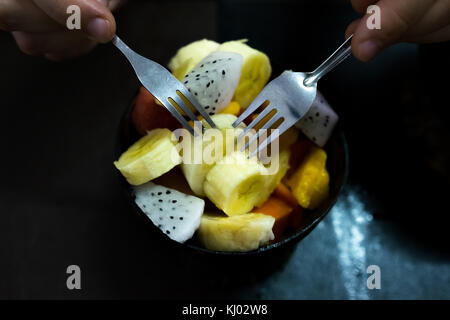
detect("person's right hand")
(347, 0), (450, 62)
(0, 0), (123, 61)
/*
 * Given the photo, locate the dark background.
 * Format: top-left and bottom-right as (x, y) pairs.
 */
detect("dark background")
(0, 0), (449, 299)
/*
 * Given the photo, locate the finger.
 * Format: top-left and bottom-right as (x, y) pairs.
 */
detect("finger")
(13, 30), (96, 57)
(405, 24), (450, 44)
(44, 31), (97, 60)
(0, 0), (60, 32)
(108, 0), (128, 10)
(32, 0), (116, 43)
(350, 0), (378, 15)
(351, 0), (434, 61)
(345, 18), (361, 38)
(401, 0), (450, 40)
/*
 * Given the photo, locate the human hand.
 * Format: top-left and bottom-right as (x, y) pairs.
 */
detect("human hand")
(0, 0), (125, 61)
(347, 0), (450, 61)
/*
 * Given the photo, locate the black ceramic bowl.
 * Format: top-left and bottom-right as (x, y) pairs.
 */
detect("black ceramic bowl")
(115, 90), (349, 260)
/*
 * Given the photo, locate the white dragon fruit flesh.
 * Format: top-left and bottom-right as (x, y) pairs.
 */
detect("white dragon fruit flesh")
(182, 51), (243, 115)
(295, 91), (339, 147)
(133, 182), (205, 243)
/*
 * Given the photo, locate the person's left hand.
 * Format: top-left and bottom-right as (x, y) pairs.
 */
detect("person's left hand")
(0, 0), (126, 61)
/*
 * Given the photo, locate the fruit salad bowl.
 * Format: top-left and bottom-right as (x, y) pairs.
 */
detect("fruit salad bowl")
(114, 39), (348, 261)
(115, 93), (348, 257)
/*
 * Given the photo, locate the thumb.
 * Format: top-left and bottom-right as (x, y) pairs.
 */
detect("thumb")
(32, 0), (116, 43)
(348, 0), (428, 61)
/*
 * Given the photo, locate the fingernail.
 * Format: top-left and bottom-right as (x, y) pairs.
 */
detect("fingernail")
(358, 40), (383, 61)
(87, 18), (110, 41)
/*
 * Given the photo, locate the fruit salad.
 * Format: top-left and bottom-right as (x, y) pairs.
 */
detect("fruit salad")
(114, 39), (339, 252)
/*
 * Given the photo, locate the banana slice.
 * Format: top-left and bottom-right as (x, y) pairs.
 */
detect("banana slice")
(114, 129), (181, 185)
(168, 39), (219, 80)
(217, 40), (272, 109)
(256, 148), (291, 207)
(197, 212), (275, 252)
(204, 152), (269, 215)
(181, 114), (245, 196)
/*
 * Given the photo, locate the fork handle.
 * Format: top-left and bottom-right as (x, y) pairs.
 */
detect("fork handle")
(304, 34), (353, 87)
(112, 35), (129, 54)
(112, 35), (142, 66)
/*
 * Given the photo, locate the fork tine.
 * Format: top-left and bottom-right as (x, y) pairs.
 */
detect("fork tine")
(261, 113), (282, 131)
(233, 96), (268, 128)
(193, 102), (217, 128)
(249, 122), (289, 159)
(240, 129), (266, 153)
(171, 95), (197, 123)
(161, 100), (196, 136)
(237, 106), (274, 143)
(241, 114), (281, 153)
(178, 88), (216, 128)
(195, 103), (215, 125)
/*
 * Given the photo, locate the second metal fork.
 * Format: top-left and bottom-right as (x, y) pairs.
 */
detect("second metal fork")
(234, 35), (353, 158)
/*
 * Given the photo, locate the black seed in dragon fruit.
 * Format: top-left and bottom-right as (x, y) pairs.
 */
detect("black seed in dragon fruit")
(183, 51), (243, 115)
(295, 91), (339, 147)
(133, 182), (204, 243)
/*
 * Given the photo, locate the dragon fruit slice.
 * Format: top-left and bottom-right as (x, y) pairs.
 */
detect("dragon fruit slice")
(182, 51), (243, 115)
(133, 182), (205, 243)
(295, 91), (339, 147)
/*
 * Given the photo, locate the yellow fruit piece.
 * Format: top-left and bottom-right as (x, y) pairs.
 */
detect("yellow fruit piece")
(220, 101), (241, 116)
(188, 108), (245, 127)
(181, 114), (242, 196)
(180, 135), (214, 196)
(204, 152), (269, 215)
(202, 113), (246, 156)
(114, 129), (181, 185)
(197, 212), (275, 252)
(181, 114), (244, 196)
(217, 40), (272, 109)
(201, 130), (292, 212)
(257, 148), (291, 206)
(287, 146), (330, 209)
(202, 113), (241, 130)
(168, 39), (219, 80)
(309, 169), (329, 209)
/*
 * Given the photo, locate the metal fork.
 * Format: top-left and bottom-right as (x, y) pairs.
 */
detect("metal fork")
(112, 35), (216, 135)
(234, 35), (353, 158)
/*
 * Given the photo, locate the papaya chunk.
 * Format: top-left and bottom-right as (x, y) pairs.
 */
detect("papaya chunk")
(254, 197), (293, 239)
(132, 87), (180, 135)
(273, 183), (298, 208)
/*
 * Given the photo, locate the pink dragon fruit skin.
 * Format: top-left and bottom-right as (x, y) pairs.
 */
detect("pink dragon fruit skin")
(295, 91), (339, 147)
